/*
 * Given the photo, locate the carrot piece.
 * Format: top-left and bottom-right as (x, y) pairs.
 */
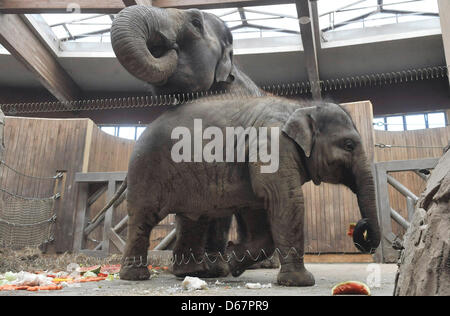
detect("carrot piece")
(15, 286), (30, 290)
(27, 287), (39, 291)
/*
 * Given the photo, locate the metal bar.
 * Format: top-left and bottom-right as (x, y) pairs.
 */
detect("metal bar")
(109, 229), (126, 253)
(387, 174), (419, 202)
(154, 228), (176, 250)
(113, 215), (129, 234)
(375, 158), (439, 172)
(84, 214), (104, 236)
(390, 207), (410, 230)
(75, 172), (127, 183)
(101, 180), (116, 254)
(296, 0), (321, 99)
(406, 197), (415, 222)
(381, 9), (439, 17)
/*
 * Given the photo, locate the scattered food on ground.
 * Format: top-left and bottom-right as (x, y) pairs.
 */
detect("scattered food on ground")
(181, 276), (208, 291)
(245, 282), (272, 289)
(0, 248), (170, 293)
(331, 281), (371, 296)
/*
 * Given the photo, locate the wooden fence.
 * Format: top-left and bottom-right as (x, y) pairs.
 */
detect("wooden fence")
(0, 102), (448, 254)
(374, 126), (450, 238)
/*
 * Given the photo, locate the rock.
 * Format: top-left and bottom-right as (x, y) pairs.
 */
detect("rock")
(394, 150), (450, 296)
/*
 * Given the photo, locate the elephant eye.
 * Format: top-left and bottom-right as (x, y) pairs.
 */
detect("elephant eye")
(192, 18), (203, 30)
(343, 139), (355, 152)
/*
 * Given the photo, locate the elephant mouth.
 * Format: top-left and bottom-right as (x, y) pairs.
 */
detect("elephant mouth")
(146, 32), (178, 59)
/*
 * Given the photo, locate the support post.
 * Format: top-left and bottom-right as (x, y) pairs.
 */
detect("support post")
(438, 0), (450, 87)
(295, 0), (321, 100)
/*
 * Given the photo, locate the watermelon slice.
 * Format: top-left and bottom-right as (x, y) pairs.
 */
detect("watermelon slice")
(331, 281), (371, 296)
(77, 265), (101, 275)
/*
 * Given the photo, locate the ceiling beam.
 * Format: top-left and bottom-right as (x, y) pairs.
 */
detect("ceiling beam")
(122, 0), (153, 6)
(0, 14), (81, 101)
(0, 0), (294, 14)
(296, 0), (321, 99)
(438, 0), (450, 87)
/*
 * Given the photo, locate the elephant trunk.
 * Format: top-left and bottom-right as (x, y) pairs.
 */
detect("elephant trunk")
(352, 157), (381, 254)
(111, 5), (179, 85)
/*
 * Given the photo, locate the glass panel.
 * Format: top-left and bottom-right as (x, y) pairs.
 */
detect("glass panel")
(386, 116), (404, 131)
(136, 127), (146, 139)
(405, 114), (426, 130)
(382, 0), (438, 13)
(427, 112), (446, 128)
(244, 4), (298, 16)
(373, 117), (386, 130)
(51, 25), (70, 39)
(41, 14), (99, 26)
(101, 126), (116, 136)
(118, 127), (136, 140)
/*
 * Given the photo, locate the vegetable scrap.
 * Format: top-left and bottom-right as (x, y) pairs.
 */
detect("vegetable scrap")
(0, 263), (170, 292)
(347, 223), (356, 236)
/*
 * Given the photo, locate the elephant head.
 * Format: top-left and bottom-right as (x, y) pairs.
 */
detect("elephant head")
(282, 103), (381, 254)
(111, 5), (236, 94)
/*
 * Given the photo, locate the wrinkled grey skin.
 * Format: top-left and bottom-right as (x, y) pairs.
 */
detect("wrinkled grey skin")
(111, 5), (264, 278)
(120, 96), (381, 286)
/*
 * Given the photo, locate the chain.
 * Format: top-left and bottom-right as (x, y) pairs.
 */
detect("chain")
(0, 65), (448, 115)
(121, 247), (302, 268)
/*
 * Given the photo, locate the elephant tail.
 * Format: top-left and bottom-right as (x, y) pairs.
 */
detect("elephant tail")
(91, 176), (128, 223)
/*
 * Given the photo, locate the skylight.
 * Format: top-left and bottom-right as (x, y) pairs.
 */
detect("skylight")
(318, 0), (439, 32)
(37, 0), (439, 44)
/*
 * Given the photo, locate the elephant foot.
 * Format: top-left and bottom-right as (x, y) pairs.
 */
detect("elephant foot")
(204, 254), (230, 278)
(277, 266), (315, 287)
(119, 266), (150, 281)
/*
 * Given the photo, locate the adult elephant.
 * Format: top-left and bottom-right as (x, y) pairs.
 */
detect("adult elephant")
(111, 5), (262, 96)
(119, 96), (381, 286)
(108, 5), (265, 278)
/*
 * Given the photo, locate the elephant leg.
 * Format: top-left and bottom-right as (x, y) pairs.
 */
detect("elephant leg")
(268, 198), (315, 287)
(203, 216), (232, 277)
(172, 215), (210, 278)
(226, 210), (275, 277)
(120, 206), (161, 281)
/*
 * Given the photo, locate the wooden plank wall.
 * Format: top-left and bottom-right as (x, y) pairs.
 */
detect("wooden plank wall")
(374, 126), (450, 237)
(83, 124), (177, 251)
(0, 117), (88, 252)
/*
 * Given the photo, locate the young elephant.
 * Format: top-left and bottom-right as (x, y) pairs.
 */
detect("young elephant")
(110, 4), (265, 273)
(120, 96), (381, 286)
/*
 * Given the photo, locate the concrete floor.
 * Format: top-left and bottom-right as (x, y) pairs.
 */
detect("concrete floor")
(0, 263), (397, 296)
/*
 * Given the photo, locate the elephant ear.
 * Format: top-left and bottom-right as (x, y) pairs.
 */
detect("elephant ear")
(282, 107), (317, 158)
(215, 44), (235, 83)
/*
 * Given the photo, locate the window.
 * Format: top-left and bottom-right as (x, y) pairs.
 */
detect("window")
(100, 125), (147, 140)
(374, 111), (447, 131)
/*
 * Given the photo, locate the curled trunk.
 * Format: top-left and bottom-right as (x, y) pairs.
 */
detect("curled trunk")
(111, 5), (179, 84)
